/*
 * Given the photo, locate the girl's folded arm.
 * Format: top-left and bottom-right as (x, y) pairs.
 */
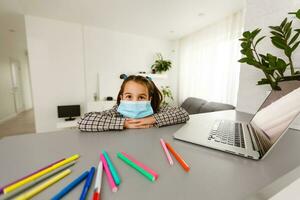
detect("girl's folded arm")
(78, 106), (125, 132)
(153, 106), (190, 127)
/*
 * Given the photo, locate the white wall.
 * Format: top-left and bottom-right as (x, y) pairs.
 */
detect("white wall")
(25, 16), (86, 133)
(0, 16), (32, 123)
(83, 26), (177, 104)
(25, 16), (177, 133)
(237, 0), (300, 128)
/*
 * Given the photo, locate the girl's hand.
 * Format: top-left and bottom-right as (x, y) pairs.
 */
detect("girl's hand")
(124, 116), (156, 129)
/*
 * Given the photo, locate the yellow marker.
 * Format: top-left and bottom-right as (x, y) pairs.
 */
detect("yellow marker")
(4, 154), (79, 194)
(15, 169), (71, 200)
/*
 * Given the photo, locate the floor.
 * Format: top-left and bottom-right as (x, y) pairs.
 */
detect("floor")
(0, 109), (36, 139)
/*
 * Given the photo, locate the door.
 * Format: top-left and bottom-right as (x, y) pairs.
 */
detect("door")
(10, 59), (24, 113)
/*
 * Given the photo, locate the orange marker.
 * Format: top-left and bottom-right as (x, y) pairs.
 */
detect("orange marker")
(165, 142), (190, 172)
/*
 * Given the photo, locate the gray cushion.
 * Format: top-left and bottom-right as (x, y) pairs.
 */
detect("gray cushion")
(180, 97), (207, 114)
(199, 101), (235, 113)
(181, 97), (235, 114)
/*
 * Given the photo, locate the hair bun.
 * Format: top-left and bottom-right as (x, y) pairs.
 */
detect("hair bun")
(120, 74), (128, 80)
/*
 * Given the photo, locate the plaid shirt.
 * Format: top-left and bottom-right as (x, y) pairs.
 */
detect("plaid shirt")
(78, 104), (189, 132)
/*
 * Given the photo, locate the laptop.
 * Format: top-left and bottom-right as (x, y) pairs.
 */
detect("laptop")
(174, 84), (300, 160)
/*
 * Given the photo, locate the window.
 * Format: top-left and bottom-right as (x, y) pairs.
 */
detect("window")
(179, 10), (244, 105)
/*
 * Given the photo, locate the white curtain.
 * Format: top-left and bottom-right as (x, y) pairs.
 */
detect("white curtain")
(179, 10), (244, 106)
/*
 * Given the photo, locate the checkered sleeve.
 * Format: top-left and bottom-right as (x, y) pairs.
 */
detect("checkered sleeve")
(153, 105), (190, 127)
(78, 105), (126, 132)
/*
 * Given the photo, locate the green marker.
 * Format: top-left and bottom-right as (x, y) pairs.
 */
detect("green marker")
(102, 150), (121, 185)
(117, 152), (155, 182)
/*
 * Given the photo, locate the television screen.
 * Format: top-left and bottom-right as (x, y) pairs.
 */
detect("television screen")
(57, 105), (81, 120)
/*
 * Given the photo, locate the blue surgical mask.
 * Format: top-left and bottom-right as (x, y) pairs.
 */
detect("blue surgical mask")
(117, 100), (154, 119)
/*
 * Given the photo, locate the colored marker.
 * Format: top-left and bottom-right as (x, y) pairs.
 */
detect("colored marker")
(121, 152), (158, 180)
(4, 154), (80, 194)
(160, 139), (174, 165)
(0, 158), (65, 195)
(100, 154), (118, 192)
(15, 169), (71, 200)
(80, 167), (95, 200)
(0, 162), (76, 200)
(93, 161), (103, 200)
(117, 152), (155, 182)
(165, 143), (190, 172)
(51, 170), (89, 200)
(102, 150), (121, 185)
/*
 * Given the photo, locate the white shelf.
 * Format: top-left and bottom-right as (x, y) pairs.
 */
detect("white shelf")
(136, 73), (168, 79)
(56, 119), (79, 129)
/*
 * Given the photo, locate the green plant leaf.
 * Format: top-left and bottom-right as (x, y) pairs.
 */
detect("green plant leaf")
(251, 29), (261, 38)
(284, 48), (292, 57)
(284, 21), (292, 33)
(285, 28), (292, 40)
(245, 49), (255, 59)
(238, 58), (248, 63)
(269, 26), (283, 33)
(241, 42), (251, 48)
(271, 38), (286, 50)
(254, 36), (266, 47)
(291, 41), (300, 52)
(280, 18), (288, 28)
(296, 9), (300, 19)
(289, 32), (300, 45)
(240, 49), (247, 54)
(270, 31), (284, 38)
(257, 78), (270, 85)
(242, 31), (251, 38)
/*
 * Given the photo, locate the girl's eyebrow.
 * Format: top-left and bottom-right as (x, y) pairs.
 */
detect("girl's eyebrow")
(123, 92), (147, 96)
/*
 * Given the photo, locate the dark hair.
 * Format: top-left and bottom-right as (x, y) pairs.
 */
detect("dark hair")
(117, 75), (163, 113)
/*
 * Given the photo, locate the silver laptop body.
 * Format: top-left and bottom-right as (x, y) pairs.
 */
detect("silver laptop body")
(174, 83), (300, 160)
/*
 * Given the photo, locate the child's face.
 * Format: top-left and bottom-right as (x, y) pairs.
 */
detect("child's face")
(121, 81), (151, 101)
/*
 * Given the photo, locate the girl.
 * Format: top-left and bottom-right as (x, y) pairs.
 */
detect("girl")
(78, 75), (189, 132)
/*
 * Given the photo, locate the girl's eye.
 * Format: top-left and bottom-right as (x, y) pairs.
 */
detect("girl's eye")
(125, 95), (131, 99)
(139, 96), (146, 100)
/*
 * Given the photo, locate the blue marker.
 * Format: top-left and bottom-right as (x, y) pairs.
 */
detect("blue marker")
(51, 171), (89, 200)
(79, 167), (96, 200)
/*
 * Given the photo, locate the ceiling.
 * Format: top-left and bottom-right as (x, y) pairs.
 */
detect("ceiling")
(0, 0), (245, 40)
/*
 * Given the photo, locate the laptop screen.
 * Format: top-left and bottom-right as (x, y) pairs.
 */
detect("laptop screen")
(250, 81), (300, 155)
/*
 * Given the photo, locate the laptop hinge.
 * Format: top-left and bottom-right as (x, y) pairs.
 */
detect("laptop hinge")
(247, 124), (263, 158)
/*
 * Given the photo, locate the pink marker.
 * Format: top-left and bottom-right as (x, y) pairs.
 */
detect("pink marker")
(121, 152), (159, 180)
(100, 154), (118, 192)
(160, 139), (174, 165)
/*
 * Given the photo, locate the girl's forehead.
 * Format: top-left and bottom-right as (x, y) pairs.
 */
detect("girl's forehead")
(123, 81), (149, 94)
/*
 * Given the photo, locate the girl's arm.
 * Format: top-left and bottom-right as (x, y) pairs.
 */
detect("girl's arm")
(153, 106), (190, 127)
(78, 105), (125, 132)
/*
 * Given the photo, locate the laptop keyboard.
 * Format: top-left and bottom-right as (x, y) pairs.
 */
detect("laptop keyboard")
(208, 120), (245, 148)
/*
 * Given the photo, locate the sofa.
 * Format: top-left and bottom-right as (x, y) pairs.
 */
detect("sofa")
(180, 97), (235, 115)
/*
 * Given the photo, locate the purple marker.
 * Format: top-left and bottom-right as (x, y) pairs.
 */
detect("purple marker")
(0, 158), (65, 194)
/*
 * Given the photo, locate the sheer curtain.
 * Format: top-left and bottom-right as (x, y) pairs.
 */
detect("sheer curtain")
(178, 10), (244, 106)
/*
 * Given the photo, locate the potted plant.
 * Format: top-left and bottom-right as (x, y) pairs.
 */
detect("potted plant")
(238, 9), (300, 90)
(161, 86), (174, 106)
(151, 53), (172, 74)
